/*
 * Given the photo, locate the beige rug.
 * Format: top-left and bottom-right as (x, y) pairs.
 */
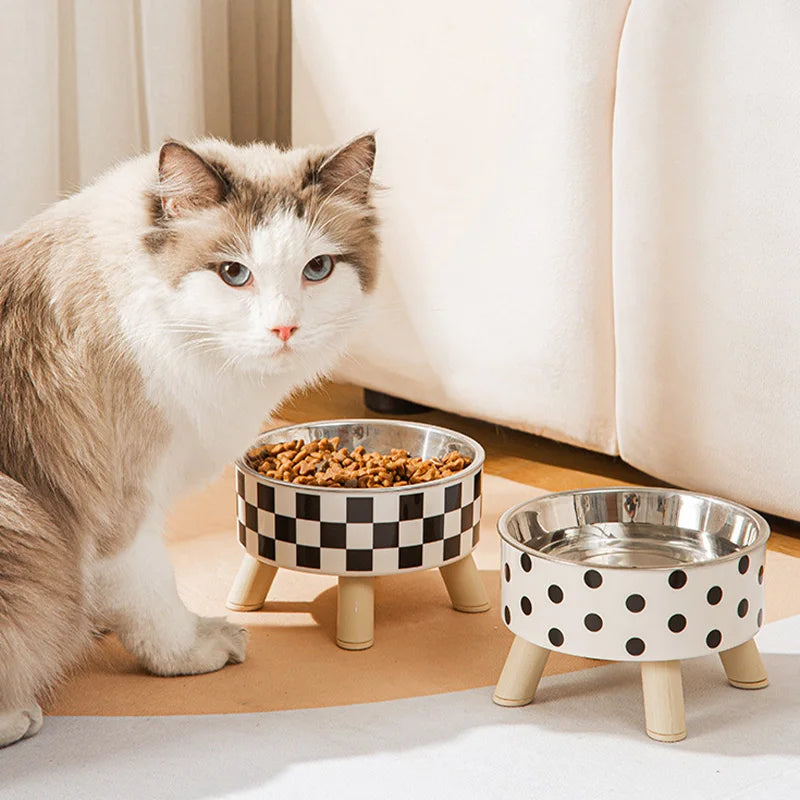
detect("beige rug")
(48, 472), (800, 717)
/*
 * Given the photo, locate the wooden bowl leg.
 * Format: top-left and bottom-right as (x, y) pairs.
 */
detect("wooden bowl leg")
(439, 554), (490, 613)
(640, 660), (686, 742)
(226, 554), (278, 611)
(493, 636), (551, 707)
(719, 638), (769, 689)
(336, 576), (375, 650)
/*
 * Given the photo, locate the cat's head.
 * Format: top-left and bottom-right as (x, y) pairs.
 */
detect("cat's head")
(140, 134), (378, 378)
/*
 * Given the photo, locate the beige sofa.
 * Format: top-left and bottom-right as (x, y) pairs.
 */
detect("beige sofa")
(292, 0), (800, 521)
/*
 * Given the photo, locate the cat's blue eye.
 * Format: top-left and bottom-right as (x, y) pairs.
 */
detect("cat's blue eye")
(217, 261), (252, 287)
(302, 254), (335, 282)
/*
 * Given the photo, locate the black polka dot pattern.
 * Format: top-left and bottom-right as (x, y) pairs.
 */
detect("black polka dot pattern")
(737, 599), (749, 618)
(626, 637), (645, 656)
(707, 586), (723, 605)
(584, 613), (603, 632)
(625, 594), (645, 613)
(547, 585), (564, 604)
(583, 569), (602, 588)
(668, 613), (686, 632)
(498, 541), (766, 663)
(668, 570), (687, 589)
(548, 628), (564, 647)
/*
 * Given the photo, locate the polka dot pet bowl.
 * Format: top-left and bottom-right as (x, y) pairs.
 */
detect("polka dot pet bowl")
(493, 487), (771, 742)
(226, 419), (489, 650)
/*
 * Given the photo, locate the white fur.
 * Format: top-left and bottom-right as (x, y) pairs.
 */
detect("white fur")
(81, 146), (372, 681)
(0, 703), (42, 748)
(92, 515), (246, 676)
(116, 206), (369, 491)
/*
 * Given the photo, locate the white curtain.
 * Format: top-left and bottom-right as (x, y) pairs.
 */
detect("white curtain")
(0, 0), (290, 232)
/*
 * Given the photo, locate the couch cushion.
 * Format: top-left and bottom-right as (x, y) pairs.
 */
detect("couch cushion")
(292, 0), (631, 454)
(613, 0), (800, 519)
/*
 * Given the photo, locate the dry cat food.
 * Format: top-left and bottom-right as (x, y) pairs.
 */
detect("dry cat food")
(245, 437), (472, 488)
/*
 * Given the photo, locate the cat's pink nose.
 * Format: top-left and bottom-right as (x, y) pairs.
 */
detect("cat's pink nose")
(272, 325), (298, 342)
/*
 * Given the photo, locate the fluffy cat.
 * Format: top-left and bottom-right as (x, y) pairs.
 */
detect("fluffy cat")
(0, 133), (378, 747)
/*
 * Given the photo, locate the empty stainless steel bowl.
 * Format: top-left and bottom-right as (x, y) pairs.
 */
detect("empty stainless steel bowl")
(499, 487), (769, 661)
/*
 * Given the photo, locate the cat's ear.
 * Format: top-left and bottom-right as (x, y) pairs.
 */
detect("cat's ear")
(157, 140), (227, 217)
(315, 133), (376, 203)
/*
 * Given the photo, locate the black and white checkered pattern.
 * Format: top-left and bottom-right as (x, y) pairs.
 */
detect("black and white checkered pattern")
(235, 466), (482, 576)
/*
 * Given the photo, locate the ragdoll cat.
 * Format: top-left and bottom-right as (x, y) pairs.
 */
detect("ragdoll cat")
(0, 133), (378, 747)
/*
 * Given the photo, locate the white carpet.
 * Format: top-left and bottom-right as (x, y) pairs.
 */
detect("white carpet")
(2, 617), (799, 800)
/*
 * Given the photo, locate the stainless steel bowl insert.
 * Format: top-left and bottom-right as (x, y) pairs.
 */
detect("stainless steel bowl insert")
(240, 418), (484, 492)
(235, 419), (485, 576)
(500, 487), (769, 569)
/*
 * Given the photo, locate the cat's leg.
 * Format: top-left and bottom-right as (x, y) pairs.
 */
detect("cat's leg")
(0, 475), (91, 748)
(0, 703), (43, 748)
(95, 516), (247, 676)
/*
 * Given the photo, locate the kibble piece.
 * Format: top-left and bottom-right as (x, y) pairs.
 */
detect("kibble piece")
(245, 437), (472, 488)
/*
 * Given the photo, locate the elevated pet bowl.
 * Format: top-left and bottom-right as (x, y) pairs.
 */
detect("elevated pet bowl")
(493, 487), (770, 742)
(226, 419), (489, 649)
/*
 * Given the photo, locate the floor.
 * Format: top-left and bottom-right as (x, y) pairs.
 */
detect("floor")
(6, 381), (799, 799)
(41, 379), (800, 719)
(276, 382), (800, 557)
(10, 617), (800, 800)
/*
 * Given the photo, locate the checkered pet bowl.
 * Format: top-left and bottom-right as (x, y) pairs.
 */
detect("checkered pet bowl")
(235, 419), (484, 577)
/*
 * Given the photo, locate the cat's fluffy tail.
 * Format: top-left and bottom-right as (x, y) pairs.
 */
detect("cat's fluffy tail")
(0, 474), (91, 712)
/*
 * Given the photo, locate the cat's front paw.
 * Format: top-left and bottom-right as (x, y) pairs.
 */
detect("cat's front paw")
(0, 702), (43, 748)
(149, 617), (248, 677)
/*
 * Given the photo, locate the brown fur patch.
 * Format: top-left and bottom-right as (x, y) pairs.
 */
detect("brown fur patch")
(142, 226), (176, 254)
(0, 222), (169, 707)
(143, 136), (380, 291)
(0, 475), (90, 707)
(0, 226), (168, 559)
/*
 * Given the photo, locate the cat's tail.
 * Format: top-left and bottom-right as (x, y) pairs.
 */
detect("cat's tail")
(0, 473), (91, 742)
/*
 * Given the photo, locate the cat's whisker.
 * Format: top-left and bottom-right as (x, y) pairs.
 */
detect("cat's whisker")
(216, 350), (241, 378)
(176, 342), (228, 358)
(313, 208), (359, 239)
(120, 321), (217, 338)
